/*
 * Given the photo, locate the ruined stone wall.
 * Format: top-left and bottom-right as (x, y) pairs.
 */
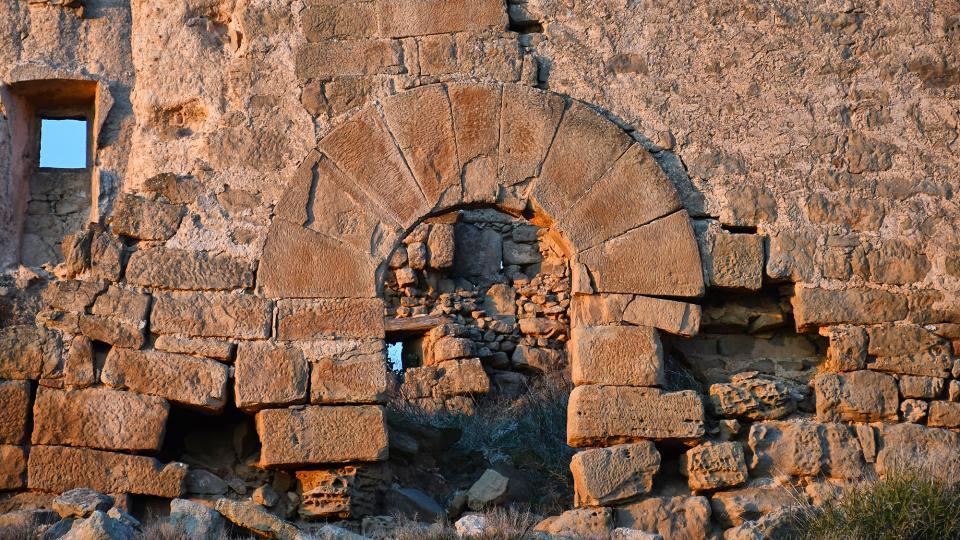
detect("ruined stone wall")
(0, 0), (959, 538)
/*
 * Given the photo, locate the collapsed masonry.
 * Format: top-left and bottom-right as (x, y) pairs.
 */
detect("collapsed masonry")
(0, 0), (959, 538)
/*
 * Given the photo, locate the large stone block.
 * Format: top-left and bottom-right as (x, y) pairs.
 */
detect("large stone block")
(234, 343), (309, 412)
(559, 144), (682, 250)
(79, 314), (145, 349)
(685, 442), (748, 491)
(28, 445), (187, 497)
(748, 421), (866, 480)
(708, 373), (797, 421)
(572, 294), (701, 337)
(258, 221), (377, 300)
(448, 82), (501, 165)
(868, 350), (952, 378)
(276, 299), (384, 340)
(928, 401), (960, 428)
(310, 352), (389, 405)
(571, 325), (663, 387)
(0, 326), (62, 380)
(102, 348), (229, 412)
(319, 108), (429, 228)
(151, 291), (272, 339)
(0, 380), (31, 444)
(533, 103), (633, 219)
(710, 483), (793, 527)
(381, 85), (460, 206)
(579, 211), (704, 298)
(301, 2), (377, 41)
(792, 287), (910, 331)
(815, 370), (899, 423)
(571, 442), (660, 506)
(0, 445), (26, 490)
(498, 85), (565, 187)
(876, 423), (960, 479)
(376, 0), (506, 38)
(567, 385), (705, 446)
(31, 387), (168, 452)
(295, 40), (403, 79)
(108, 193), (183, 241)
(613, 496), (711, 540)
(126, 248), (254, 291)
(706, 233), (765, 290)
(256, 406), (389, 466)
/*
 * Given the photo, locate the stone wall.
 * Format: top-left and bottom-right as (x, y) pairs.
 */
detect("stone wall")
(0, 0), (958, 538)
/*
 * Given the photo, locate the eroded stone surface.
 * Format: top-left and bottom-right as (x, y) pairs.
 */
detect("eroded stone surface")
(815, 370), (899, 423)
(571, 442), (660, 506)
(685, 442), (748, 491)
(28, 445), (187, 497)
(568, 385), (705, 446)
(571, 325), (663, 387)
(101, 348), (229, 411)
(151, 291), (272, 339)
(256, 406), (389, 466)
(0, 380), (31, 444)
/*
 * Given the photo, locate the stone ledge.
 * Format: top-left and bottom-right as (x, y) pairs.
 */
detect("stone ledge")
(27, 445), (187, 497)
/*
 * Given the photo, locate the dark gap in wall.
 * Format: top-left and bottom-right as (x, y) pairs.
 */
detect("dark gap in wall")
(721, 224), (759, 234)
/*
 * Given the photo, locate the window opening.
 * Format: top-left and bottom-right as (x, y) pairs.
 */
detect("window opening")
(39, 118), (88, 169)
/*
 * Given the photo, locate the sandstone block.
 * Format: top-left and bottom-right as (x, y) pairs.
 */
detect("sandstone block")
(868, 350), (953, 378)
(433, 359), (491, 397)
(0, 380), (31, 444)
(568, 385), (705, 446)
(376, 0), (506, 38)
(706, 233), (764, 290)
(559, 144), (681, 250)
(276, 299), (384, 340)
(748, 421), (866, 480)
(571, 441), (660, 506)
(296, 40), (403, 79)
(43, 279), (103, 312)
(534, 102), (632, 219)
(102, 348), (229, 411)
(28, 445), (187, 497)
(535, 508), (613, 539)
(91, 285), (151, 322)
(301, 2), (377, 41)
(215, 498), (302, 540)
(685, 442), (748, 491)
(928, 401), (960, 428)
(823, 325), (868, 372)
(579, 211), (704, 298)
(32, 387), (169, 452)
(571, 325), (664, 387)
(79, 314), (145, 349)
(319, 108), (428, 228)
(381, 85), (460, 206)
(898, 375), (944, 399)
(876, 423), (960, 479)
(108, 193), (183, 241)
(793, 287), (910, 331)
(256, 406), (389, 466)
(448, 82), (500, 166)
(710, 483), (793, 527)
(126, 248), (254, 291)
(297, 465), (382, 519)
(0, 445), (26, 490)
(154, 335), (234, 360)
(429, 336), (476, 363)
(427, 223), (456, 268)
(613, 496), (711, 540)
(510, 344), (564, 373)
(498, 85), (565, 186)
(235, 342), (309, 411)
(708, 373), (797, 421)
(89, 227), (125, 281)
(0, 326), (62, 380)
(310, 352), (390, 405)
(901, 399), (928, 423)
(572, 294), (701, 337)
(151, 291), (272, 339)
(815, 370), (899, 423)
(64, 336), (95, 388)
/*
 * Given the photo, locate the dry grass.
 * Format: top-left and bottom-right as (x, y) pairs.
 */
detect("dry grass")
(389, 507), (543, 540)
(0, 522), (33, 540)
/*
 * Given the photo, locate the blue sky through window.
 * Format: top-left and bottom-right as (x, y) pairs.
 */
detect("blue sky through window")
(40, 119), (87, 168)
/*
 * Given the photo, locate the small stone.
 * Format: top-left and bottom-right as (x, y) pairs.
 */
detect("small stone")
(455, 514), (487, 537)
(253, 485), (281, 507)
(185, 469), (228, 495)
(62, 510), (136, 540)
(900, 399), (928, 423)
(406, 242), (427, 270)
(708, 373), (796, 421)
(467, 469), (509, 510)
(386, 486), (446, 523)
(611, 529), (664, 540)
(685, 442), (748, 491)
(170, 498), (226, 539)
(53, 488), (114, 519)
(571, 442), (660, 506)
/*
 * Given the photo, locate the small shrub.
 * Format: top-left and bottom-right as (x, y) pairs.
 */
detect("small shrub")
(793, 469), (960, 540)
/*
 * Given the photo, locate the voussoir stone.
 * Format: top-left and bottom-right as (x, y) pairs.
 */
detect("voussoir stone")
(0, 380), (31, 444)
(685, 442), (748, 491)
(579, 211), (704, 297)
(28, 445), (187, 497)
(32, 387), (169, 452)
(568, 385), (705, 446)
(151, 291), (272, 339)
(571, 325), (664, 387)
(235, 342), (309, 411)
(108, 193), (183, 241)
(376, 0), (506, 38)
(102, 348), (229, 411)
(498, 85), (565, 187)
(571, 441), (660, 506)
(815, 370), (899, 423)
(276, 299), (384, 340)
(256, 405), (389, 466)
(126, 248), (254, 290)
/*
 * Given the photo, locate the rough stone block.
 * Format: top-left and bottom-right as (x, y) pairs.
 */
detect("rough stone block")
(101, 348), (229, 412)
(876, 423), (960, 479)
(381, 85), (460, 206)
(0, 445), (26, 490)
(235, 343), (309, 411)
(28, 445), (187, 497)
(376, 0), (506, 38)
(793, 287), (910, 331)
(571, 325), (664, 387)
(43, 279), (103, 312)
(301, 2), (377, 41)
(534, 102), (633, 219)
(928, 401), (960, 428)
(310, 352), (389, 405)
(567, 385), (705, 446)
(708, 373), (796, 421)
(579, 211), (704, 298)
(319, 108), (429, 228)
(108, 193), (183, 241)
(710, 483), (793, 527)
(0, 380), (31, 444)
(276, 299), (384, 340)
(126, 248), (254, 291)
(613, 496), (711, 540)
(901, 398), (928, 423)
(79, 314), (145, 349)
(498, 85), (565, 187)
(571, 442), (660, 506)
(685, 442), (748, 491)
(868, 350), (953, 378)
(154, 335), (234, 361)
(562, 145), (680, 251)
(297, 466), (382, 519)
(90, 285), (151, 322)
(295, 40), (403, 79)
(706, 233), (765, 290)
(151, 291), (272, 339)
(898, 375), (945, 399)
(0, 326), (62, 380)
(535, 507), (613, 539)
(256, 406), (389, 466)
(815, 370), (899, 423)
(823, 325), (868, 372)
(31, 387), (168, 452)
(748, 421), (866, 480)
